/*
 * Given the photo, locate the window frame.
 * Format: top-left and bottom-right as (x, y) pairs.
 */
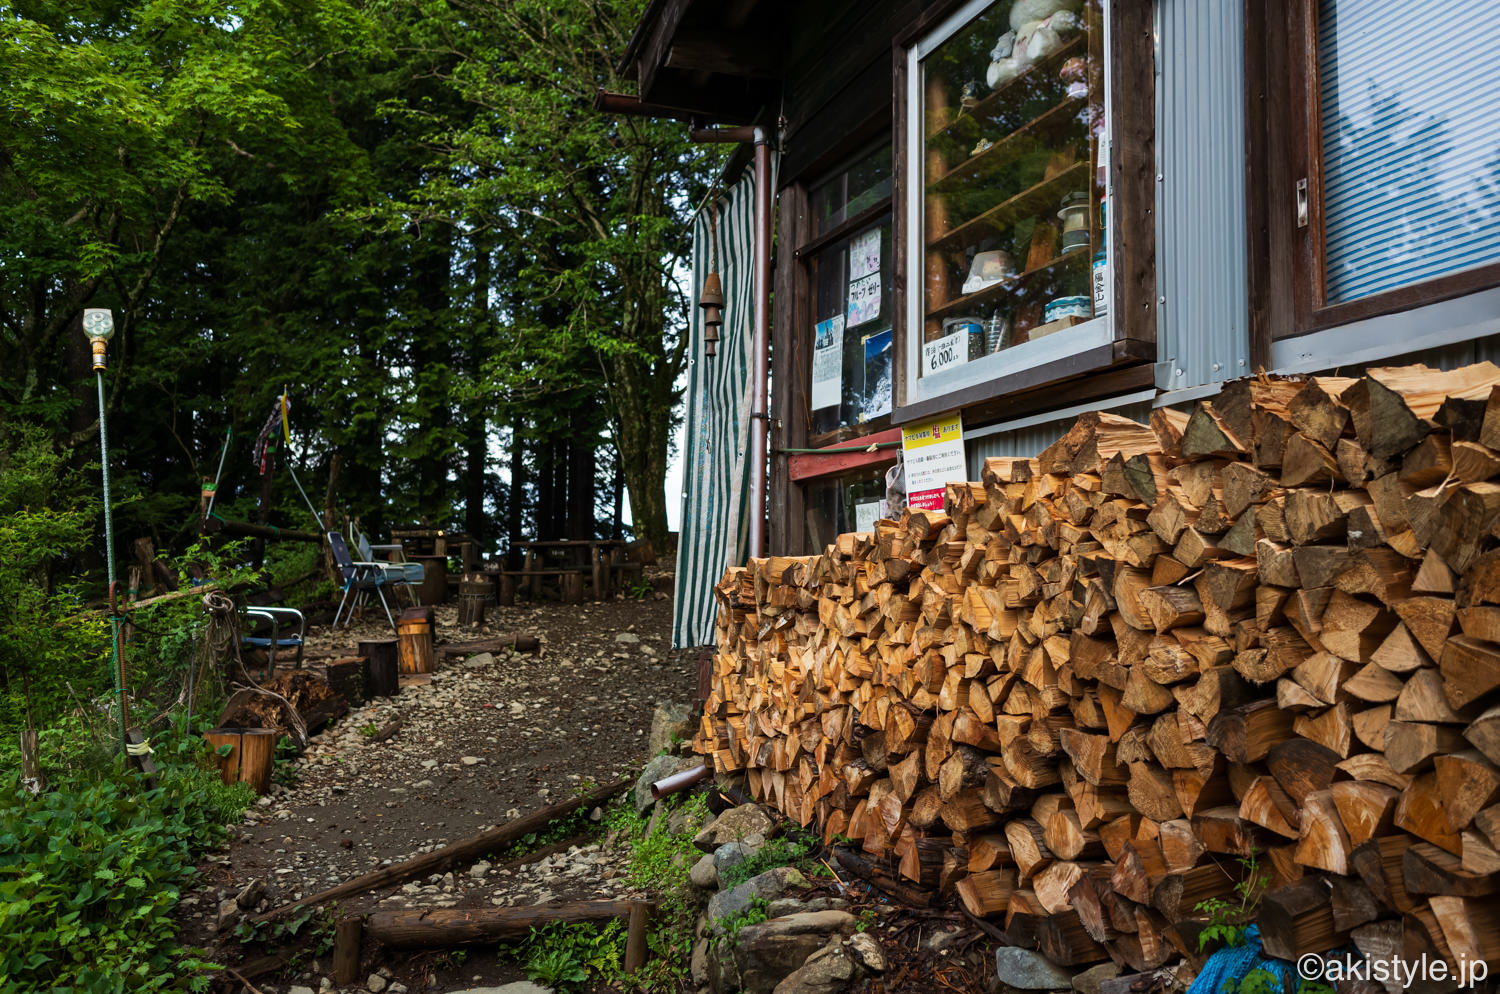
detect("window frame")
(891, 0), (1156, 423)
(796, 139), (898, 447)
(1254, 0), (1500, 345)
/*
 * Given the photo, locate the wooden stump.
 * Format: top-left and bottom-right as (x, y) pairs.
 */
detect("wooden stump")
(333, 917), (362, 985)
(203, 729), (243, 787)
(204, 728), (276, 795)
(239, 729), (277, 794)
(561, 571), (585, 605)
(498, 574), (516, 607)
(19, 729), (44, 794)
(458, 573), (490, 627)
(397, 619), (434, 674)
(625, 900), (654, 973)
(361, 639), (399, 697)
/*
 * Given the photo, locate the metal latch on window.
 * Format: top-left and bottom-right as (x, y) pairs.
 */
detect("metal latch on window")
(1296, 178), (1309, 228)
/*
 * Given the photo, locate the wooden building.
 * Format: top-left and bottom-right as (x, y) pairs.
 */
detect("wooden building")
(612, 0), (1500, 645)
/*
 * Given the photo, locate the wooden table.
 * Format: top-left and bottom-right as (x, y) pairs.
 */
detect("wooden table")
(511, 540), (627, 602)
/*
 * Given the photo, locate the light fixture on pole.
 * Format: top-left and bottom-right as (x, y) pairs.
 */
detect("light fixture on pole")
(83, 308), (128, 749)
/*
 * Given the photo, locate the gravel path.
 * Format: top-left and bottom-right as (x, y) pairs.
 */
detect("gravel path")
(183, 590), (698, 993)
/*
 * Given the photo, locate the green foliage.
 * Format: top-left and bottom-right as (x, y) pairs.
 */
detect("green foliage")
(0, 425), (105, 733)
(488, 806), (597, 864)
(1217, 966), (1333, 994)
(717, 832), (823, 891)
(627, 577), (654, 599)
(1196, 849), (1273, 952)
(711, 896), (770, 949)
(856, 909), (878, 933)
(596, 791), (710, 988)
(0, 746), (253, 992)
(271, 735), (301, 788)
(508, 919), (626, 991)
(233, 905), (336, 957)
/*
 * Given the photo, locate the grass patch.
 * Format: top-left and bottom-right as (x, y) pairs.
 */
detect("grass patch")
(485, 806), (601, 865)
(502, 791), (712, 991)
(716, 830), (829, 891)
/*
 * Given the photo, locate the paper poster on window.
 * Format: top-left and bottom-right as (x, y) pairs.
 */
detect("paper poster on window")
(846, 273), (881, 327)
(849, 229), (881, 281)
(901, 412), (965, 512)
(860, 329), (891, 421)
(811, 315), (844, 410)
(854, 499), (882, 534)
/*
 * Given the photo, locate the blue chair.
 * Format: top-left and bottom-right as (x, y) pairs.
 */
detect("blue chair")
(242, 606), (305, 674)
(352, 525), (423, 606)
(328, 531), (396, 629)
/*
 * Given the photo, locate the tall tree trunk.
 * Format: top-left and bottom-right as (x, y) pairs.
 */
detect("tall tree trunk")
(464, 236), (492, 550)
(611, 454), (624, 541)
(505, 417), (527, 569)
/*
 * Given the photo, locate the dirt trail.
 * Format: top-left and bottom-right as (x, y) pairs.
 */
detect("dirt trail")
(183, 591), (698, 993)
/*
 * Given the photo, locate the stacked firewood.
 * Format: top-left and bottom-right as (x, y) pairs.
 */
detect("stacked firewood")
(696, 363), (1500, 979)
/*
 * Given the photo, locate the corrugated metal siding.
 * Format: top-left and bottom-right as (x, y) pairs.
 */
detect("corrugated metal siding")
(966, 401), (1154, 476)
(1153, 0), (1251, 391)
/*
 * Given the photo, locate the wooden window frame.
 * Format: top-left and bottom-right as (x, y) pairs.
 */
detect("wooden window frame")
(1248, 0), (1500, 352)
(890, 0), (1156, 425)
(794, 138), (897, 450)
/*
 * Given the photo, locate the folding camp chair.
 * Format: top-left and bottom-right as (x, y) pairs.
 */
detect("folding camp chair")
(328, 532), (397, 629)
(242, 606), (305, 676)
(350, 524), (423, 606)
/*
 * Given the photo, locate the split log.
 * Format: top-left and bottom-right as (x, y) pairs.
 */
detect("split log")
(366, 901), (635, 949)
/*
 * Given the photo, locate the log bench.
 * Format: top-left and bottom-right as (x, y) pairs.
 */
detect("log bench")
(499, 567), (587, 605)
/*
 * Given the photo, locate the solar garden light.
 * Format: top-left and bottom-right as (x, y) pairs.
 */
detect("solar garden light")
(83, 308), (128, 748)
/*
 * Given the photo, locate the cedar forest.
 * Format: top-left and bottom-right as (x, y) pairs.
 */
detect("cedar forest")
(0, 1), (717, 988)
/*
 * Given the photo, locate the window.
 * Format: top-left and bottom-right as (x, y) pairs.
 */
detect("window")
(904, 0), (1114, 404)
(1259, 0), (1500, 337)
(804, 466), (891, 550)
(805, 145), (894, 437)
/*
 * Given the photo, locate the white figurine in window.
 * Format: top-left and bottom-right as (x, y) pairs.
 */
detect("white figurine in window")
(986, 0), (1084, 89)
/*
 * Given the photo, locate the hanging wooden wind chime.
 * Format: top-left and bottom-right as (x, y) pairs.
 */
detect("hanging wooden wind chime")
(699, 203), (723, 358)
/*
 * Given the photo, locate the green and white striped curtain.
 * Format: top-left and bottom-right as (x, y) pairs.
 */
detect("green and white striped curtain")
(672, 166), (765, 648)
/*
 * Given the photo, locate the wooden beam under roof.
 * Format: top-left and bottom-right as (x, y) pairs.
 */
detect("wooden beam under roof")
(665, 29), (782, 78)
(637, 0), (694, 99)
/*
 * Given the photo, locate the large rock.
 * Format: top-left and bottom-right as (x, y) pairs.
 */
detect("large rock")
(708, 866), (808, 923)
(635, 753), (700, 814)
(771, 937), (858, 994)
(847, 932), (885, 972)
(691, 853), (720, 889)
(648, 701), (693, 756)
(711, 911), (857, 994)
(449, 984), (555, 994)
(994, 947), (1074, 991)
(713, 839), (763, 877)
(694, 803), (776, 853)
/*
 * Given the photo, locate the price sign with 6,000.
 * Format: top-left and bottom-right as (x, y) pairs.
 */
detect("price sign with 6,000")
(922, 330), (966, 376)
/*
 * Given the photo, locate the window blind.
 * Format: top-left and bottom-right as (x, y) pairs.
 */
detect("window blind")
(1319, 0), (1500, 304)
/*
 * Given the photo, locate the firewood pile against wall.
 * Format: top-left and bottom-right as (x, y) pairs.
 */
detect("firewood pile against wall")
(695, 364), (1500, 977)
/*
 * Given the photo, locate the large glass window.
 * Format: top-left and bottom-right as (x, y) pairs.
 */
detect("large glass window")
(808, 145), (894, 436)
(910, 0), (1106, 382)
(1316, 0), (1500, 305)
